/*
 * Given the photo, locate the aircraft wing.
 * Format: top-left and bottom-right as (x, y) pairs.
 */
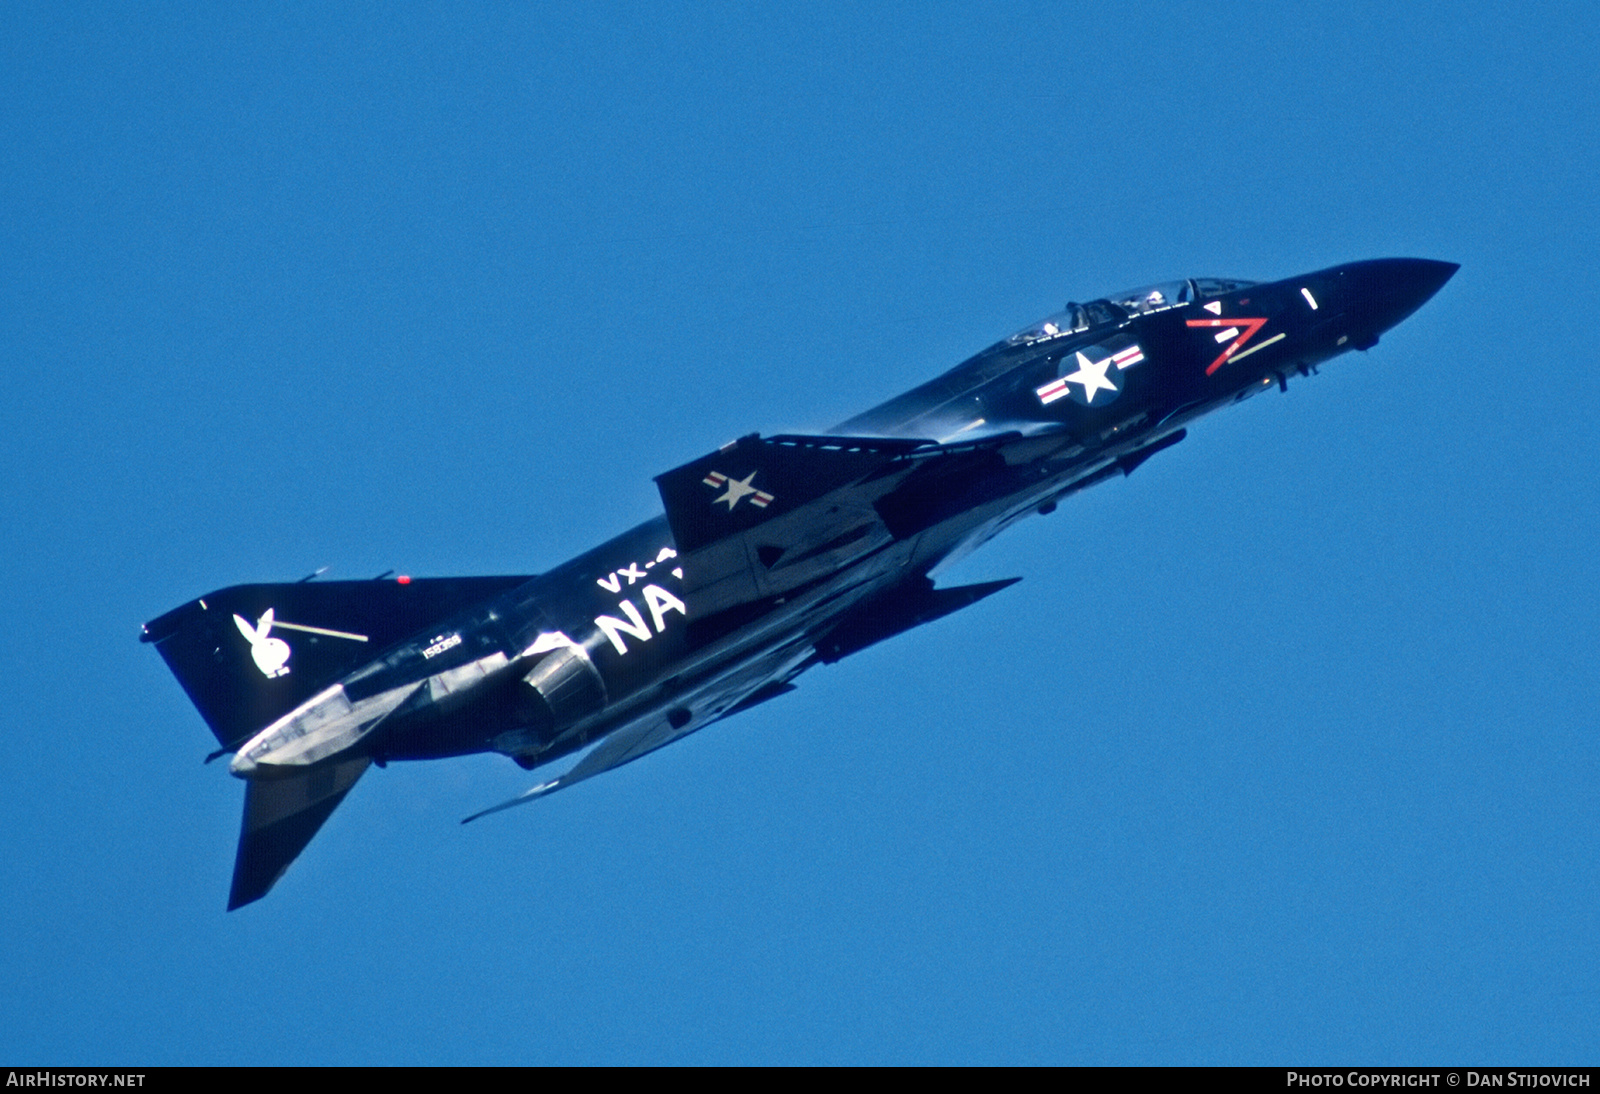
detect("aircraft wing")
(654, 432), (1017, 625)
(464, 432), (1031, 824)
(460, 714), (699, 822)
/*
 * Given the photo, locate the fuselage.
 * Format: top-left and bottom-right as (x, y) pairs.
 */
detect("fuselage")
(222, 258), (1457, 787)
(143, 257), (1458, 907)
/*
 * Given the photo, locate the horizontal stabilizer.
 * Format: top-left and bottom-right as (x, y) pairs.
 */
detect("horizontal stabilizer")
(229, 756), (369, 910)
(142, 575), (532, 750)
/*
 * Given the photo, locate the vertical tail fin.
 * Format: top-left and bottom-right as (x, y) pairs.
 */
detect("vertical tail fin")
(141, 575), (532, 909)
(141, 576), (532, 751)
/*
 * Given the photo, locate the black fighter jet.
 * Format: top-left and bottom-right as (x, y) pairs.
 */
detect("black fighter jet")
(142, 258), (1457, 909)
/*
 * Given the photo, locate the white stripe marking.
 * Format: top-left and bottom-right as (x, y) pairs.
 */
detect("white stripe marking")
(943, 417), (988, 439)
(1301, 287), (1318, 310)
(271, 620), (370, 642)
(1225, 331), (1286, 364)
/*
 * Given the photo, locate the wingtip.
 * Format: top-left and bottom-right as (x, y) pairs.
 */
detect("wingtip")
(461, 780), (561, 824)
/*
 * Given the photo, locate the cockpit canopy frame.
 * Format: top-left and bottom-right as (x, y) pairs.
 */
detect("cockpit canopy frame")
(1007, 277), (1258, 346)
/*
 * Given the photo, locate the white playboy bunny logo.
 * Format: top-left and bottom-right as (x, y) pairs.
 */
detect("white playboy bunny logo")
(234, 608), (292, 678)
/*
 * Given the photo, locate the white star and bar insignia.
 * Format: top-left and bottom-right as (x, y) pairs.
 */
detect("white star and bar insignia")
(1035, 343), (1144, 406)
(702, 470), (775, 510)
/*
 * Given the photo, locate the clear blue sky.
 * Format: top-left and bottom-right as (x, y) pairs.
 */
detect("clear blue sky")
(2, 2), (1597, 1064)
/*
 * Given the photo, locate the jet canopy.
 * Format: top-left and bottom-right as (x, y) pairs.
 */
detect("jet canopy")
(1007, 277), (1258, 345)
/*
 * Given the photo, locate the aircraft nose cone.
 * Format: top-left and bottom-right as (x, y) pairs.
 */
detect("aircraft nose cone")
(1339, 258), (1458, 342)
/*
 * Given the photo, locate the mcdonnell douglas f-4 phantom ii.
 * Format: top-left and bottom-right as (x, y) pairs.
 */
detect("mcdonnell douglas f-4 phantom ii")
(142, 258), (1457, 909)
